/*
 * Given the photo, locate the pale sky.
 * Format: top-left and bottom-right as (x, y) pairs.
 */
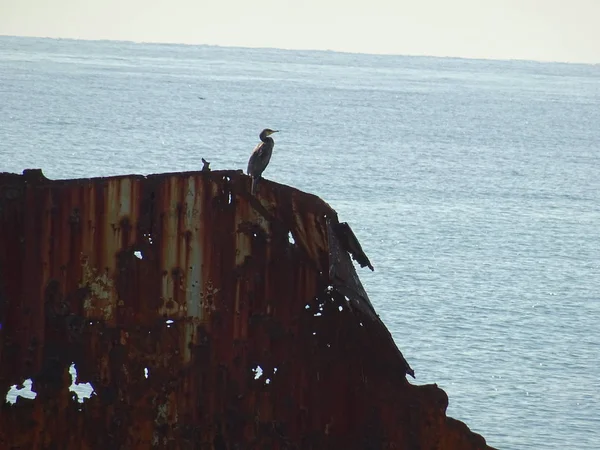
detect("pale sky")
(1, 0), (599, 63)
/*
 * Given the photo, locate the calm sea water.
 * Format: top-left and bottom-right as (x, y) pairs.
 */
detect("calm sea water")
(1, 35), (599, 449)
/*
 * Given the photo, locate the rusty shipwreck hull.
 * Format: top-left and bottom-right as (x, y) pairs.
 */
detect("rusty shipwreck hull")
(0, 169), (494, 449)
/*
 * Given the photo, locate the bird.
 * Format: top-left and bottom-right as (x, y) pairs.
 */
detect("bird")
(247, 128), (278, 195)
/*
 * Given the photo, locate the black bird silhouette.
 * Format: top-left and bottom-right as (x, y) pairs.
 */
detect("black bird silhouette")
(247, 128), (278, 195)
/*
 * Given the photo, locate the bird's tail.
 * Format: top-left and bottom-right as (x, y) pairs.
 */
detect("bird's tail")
(251, 176), (259, 195)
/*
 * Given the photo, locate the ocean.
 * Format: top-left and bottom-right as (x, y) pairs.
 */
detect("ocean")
(1, 35), (599, 449)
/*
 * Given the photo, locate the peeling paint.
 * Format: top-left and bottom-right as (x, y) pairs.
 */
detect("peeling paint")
(80, 255), (115, 321)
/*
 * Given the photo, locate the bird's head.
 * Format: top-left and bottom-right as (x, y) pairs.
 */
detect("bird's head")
(260, 128), (279, 138)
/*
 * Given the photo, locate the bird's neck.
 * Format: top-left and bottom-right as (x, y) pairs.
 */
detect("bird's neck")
(260, 135), (273, 144)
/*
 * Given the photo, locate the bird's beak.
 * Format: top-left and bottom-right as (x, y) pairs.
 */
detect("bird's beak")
(270, 130), (279, 135)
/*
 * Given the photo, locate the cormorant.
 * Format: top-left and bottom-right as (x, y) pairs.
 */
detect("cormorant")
(247, 128), (278, 195)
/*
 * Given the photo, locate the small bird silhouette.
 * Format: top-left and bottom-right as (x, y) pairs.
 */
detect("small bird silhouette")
(247, 128), (278, 195)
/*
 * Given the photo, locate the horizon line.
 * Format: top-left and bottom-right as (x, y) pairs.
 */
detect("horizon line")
(1, 33), (598, 67)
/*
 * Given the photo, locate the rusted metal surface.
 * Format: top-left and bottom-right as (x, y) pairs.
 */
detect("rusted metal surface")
(0, 168), (495, 449)
(333, 222), (374, 272)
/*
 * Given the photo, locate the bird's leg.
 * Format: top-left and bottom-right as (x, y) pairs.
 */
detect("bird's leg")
(251, 176), (260, 195)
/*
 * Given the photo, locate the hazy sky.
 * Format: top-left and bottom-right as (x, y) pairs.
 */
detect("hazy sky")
(1, 0), (599, 63)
